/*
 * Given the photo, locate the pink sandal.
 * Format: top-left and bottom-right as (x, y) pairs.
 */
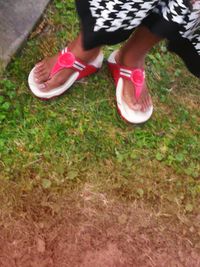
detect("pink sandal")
(108, 50), (153, 124)
(28, 47), (104, 100)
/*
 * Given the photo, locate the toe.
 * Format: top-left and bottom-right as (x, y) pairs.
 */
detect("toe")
(145, 98), (150, 112)
(34, 62), (45, 73)
(146, 95), (152, 110)
(39, 79), (56, 92)
(37, 72), (49, 83)
(39, 75), (50, 83)
(145, 98), (149, 111)
(36, 61), (44, 68)
(34, 67), (43, 74)
(35, 70), (49, 83)
(34, 71), (42, 80)
(38, 83), (47, 91)
(132, 103), (142, 111)
(141, 102), (146, 112)
(144, 99), (149, 111)
(149, 96), (153, 106)
(144, 96), (151, 111)
(34, 68), (45, 80)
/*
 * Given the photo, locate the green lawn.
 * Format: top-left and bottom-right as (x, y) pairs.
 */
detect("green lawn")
(0, 0), (200, 219)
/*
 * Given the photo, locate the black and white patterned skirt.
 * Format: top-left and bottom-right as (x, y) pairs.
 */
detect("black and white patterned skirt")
(75, 0), (200, 77)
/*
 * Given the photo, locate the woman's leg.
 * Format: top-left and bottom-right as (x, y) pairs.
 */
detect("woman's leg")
(117, 26), (163, 111)
(34, 32), (101, 91)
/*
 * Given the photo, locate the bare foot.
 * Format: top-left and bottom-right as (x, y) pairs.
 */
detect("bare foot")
(34, 54), (59, 84)
(122, 78), (152, 112)
(116, 52), (152, 112)
(33, 34), (100, 92)
(34, 54), (76, 92)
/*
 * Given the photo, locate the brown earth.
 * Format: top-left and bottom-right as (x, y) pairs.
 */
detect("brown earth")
(0, 184), (200, 267)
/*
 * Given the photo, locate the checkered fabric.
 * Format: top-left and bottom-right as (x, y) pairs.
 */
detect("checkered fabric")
(76, 0), (200, 77)
(88, 0), (199, 53)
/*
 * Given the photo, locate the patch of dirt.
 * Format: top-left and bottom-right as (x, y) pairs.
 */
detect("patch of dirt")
(0, 183), (200, 267)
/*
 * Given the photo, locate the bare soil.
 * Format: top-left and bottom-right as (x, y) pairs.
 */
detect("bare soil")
(0, 184), (200, 267)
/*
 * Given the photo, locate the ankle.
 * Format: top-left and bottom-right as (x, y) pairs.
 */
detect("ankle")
(69, 44), (100, 62)
(117, 50), (145, 69)
(68, 36), (100, 62)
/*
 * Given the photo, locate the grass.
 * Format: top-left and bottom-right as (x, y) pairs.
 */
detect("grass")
(0, 0), (200, 221)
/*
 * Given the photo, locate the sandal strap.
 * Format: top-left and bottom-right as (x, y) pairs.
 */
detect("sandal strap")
(50, 48), (87, 78)
(119, 67), (145, 101)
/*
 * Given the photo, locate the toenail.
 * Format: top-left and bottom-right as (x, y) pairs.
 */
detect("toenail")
(38, 84), (46, 90)
(133, 104), (141, 111)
